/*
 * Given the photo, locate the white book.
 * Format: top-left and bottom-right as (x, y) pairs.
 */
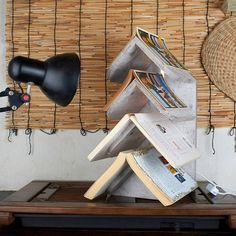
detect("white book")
(88, 112), (200, 168)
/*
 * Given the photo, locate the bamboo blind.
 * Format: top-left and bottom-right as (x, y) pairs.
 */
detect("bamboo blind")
(5, 0), (235, 129)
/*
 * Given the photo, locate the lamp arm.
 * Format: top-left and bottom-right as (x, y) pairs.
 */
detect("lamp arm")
(0, 88), (30, 113)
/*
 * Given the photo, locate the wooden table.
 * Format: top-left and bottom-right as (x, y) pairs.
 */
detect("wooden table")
(0, 181), (236, 235)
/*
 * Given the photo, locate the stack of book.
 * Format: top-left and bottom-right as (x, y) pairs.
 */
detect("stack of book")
(84, 28), (201, 206)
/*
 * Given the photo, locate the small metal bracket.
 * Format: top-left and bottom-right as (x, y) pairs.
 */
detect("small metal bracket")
(0, 88), (30, 113)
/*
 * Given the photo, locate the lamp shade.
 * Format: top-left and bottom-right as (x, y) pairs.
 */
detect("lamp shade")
(8, 53), (80, 106)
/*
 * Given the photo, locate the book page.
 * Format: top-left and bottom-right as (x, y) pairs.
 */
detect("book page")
(131, 113), (200, 167)
(106, 70), (194, 126)
(107, 37), (154, 83)
(84, 155), (128, 199)
(88, 115), (147, 161)
(106, 80), (148, 119)
(104, 70), (134, 112)
(106, 166), (133, 195)
(136, 28), (185, 70)
(134, 70), (186, 109)
(112, 172), (156, 200)
(132, 148), (197, 202)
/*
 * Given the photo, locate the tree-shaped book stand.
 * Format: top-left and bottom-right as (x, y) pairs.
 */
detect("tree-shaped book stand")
(84, 28), (199, 203)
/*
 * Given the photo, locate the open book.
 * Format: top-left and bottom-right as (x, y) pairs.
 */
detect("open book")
(107, 27), (191, 84)
(88, 112), (200, 168)
(105, 69), (190, 120)
(84, 148), (198, 206)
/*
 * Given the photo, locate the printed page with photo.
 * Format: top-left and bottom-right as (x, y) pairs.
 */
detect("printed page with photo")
(134, 70), (186, 109)
(136, 28), (185, 70)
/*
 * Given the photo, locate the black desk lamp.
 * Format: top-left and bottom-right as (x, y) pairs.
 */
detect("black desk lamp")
(0, 53), (80, 112)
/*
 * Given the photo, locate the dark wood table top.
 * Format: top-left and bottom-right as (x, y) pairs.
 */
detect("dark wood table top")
(0, 181), (236, 230)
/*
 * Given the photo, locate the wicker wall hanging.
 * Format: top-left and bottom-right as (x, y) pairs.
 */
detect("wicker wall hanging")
(201, 17), (236, 102)
(201, 16), (236, 152)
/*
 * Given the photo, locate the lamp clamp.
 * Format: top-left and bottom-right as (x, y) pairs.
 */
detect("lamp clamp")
(0, 87), (30, 113)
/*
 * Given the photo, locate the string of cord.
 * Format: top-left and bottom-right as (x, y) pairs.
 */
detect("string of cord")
(77, 0), (91, 135)
(206, 0), (210, 35)
(131, 0), (133, 36)
(17, 83), (24, 94)
(78, 0), (86, 136)
(7, 1), (27, 111)
(27, 0), (31, 58)
(229, 12), (234, 149)
(182, 0), (186, 65)
(25, 102), (32, 155)
(103, 0), (109, 134)
(229, 102), (236, 152)
(156, 0), (159, 35)
(77, 0), (85, 135)
(25, 0), (32, 155)
(11, 0), (16, 91)
(8, 0), (18, 142)
(76, 0), (101, 135)
(205, 0), (215, 155)
(51, 0), (57, 133)
(40, 0), (58, 135)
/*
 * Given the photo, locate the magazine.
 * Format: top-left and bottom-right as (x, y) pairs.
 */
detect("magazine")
(136, 28), (185, 69)
(134, 70), (186, 108)
(107, 27), (191, 84)
(104, 69), (190, 122)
